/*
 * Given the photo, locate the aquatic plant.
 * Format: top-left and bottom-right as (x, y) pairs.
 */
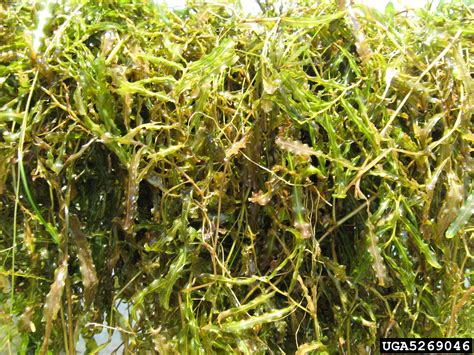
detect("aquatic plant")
(0, 0), (472, 353)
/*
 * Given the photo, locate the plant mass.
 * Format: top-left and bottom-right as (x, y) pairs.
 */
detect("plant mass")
(0, 0), (472, 353)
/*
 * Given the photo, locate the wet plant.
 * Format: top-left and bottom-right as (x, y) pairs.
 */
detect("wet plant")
(0, 0), (472, 353)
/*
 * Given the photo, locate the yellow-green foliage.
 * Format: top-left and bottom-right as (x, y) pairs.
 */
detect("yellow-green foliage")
(0, 0), (472, 353)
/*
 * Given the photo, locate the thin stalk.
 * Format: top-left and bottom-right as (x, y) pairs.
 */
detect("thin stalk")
(11, 70), (40, 315)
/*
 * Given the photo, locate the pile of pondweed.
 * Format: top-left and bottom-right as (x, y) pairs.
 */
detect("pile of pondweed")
(0, 0), (472, 353)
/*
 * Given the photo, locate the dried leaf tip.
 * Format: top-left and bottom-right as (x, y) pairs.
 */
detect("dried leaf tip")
(249, 190), (272, 206)
(367, 231), (387, 287)
(41, 260), (68, 355)
(275, 137), (319, 157)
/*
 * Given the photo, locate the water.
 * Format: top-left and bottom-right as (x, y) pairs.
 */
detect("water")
(76, 301), (130, 354)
